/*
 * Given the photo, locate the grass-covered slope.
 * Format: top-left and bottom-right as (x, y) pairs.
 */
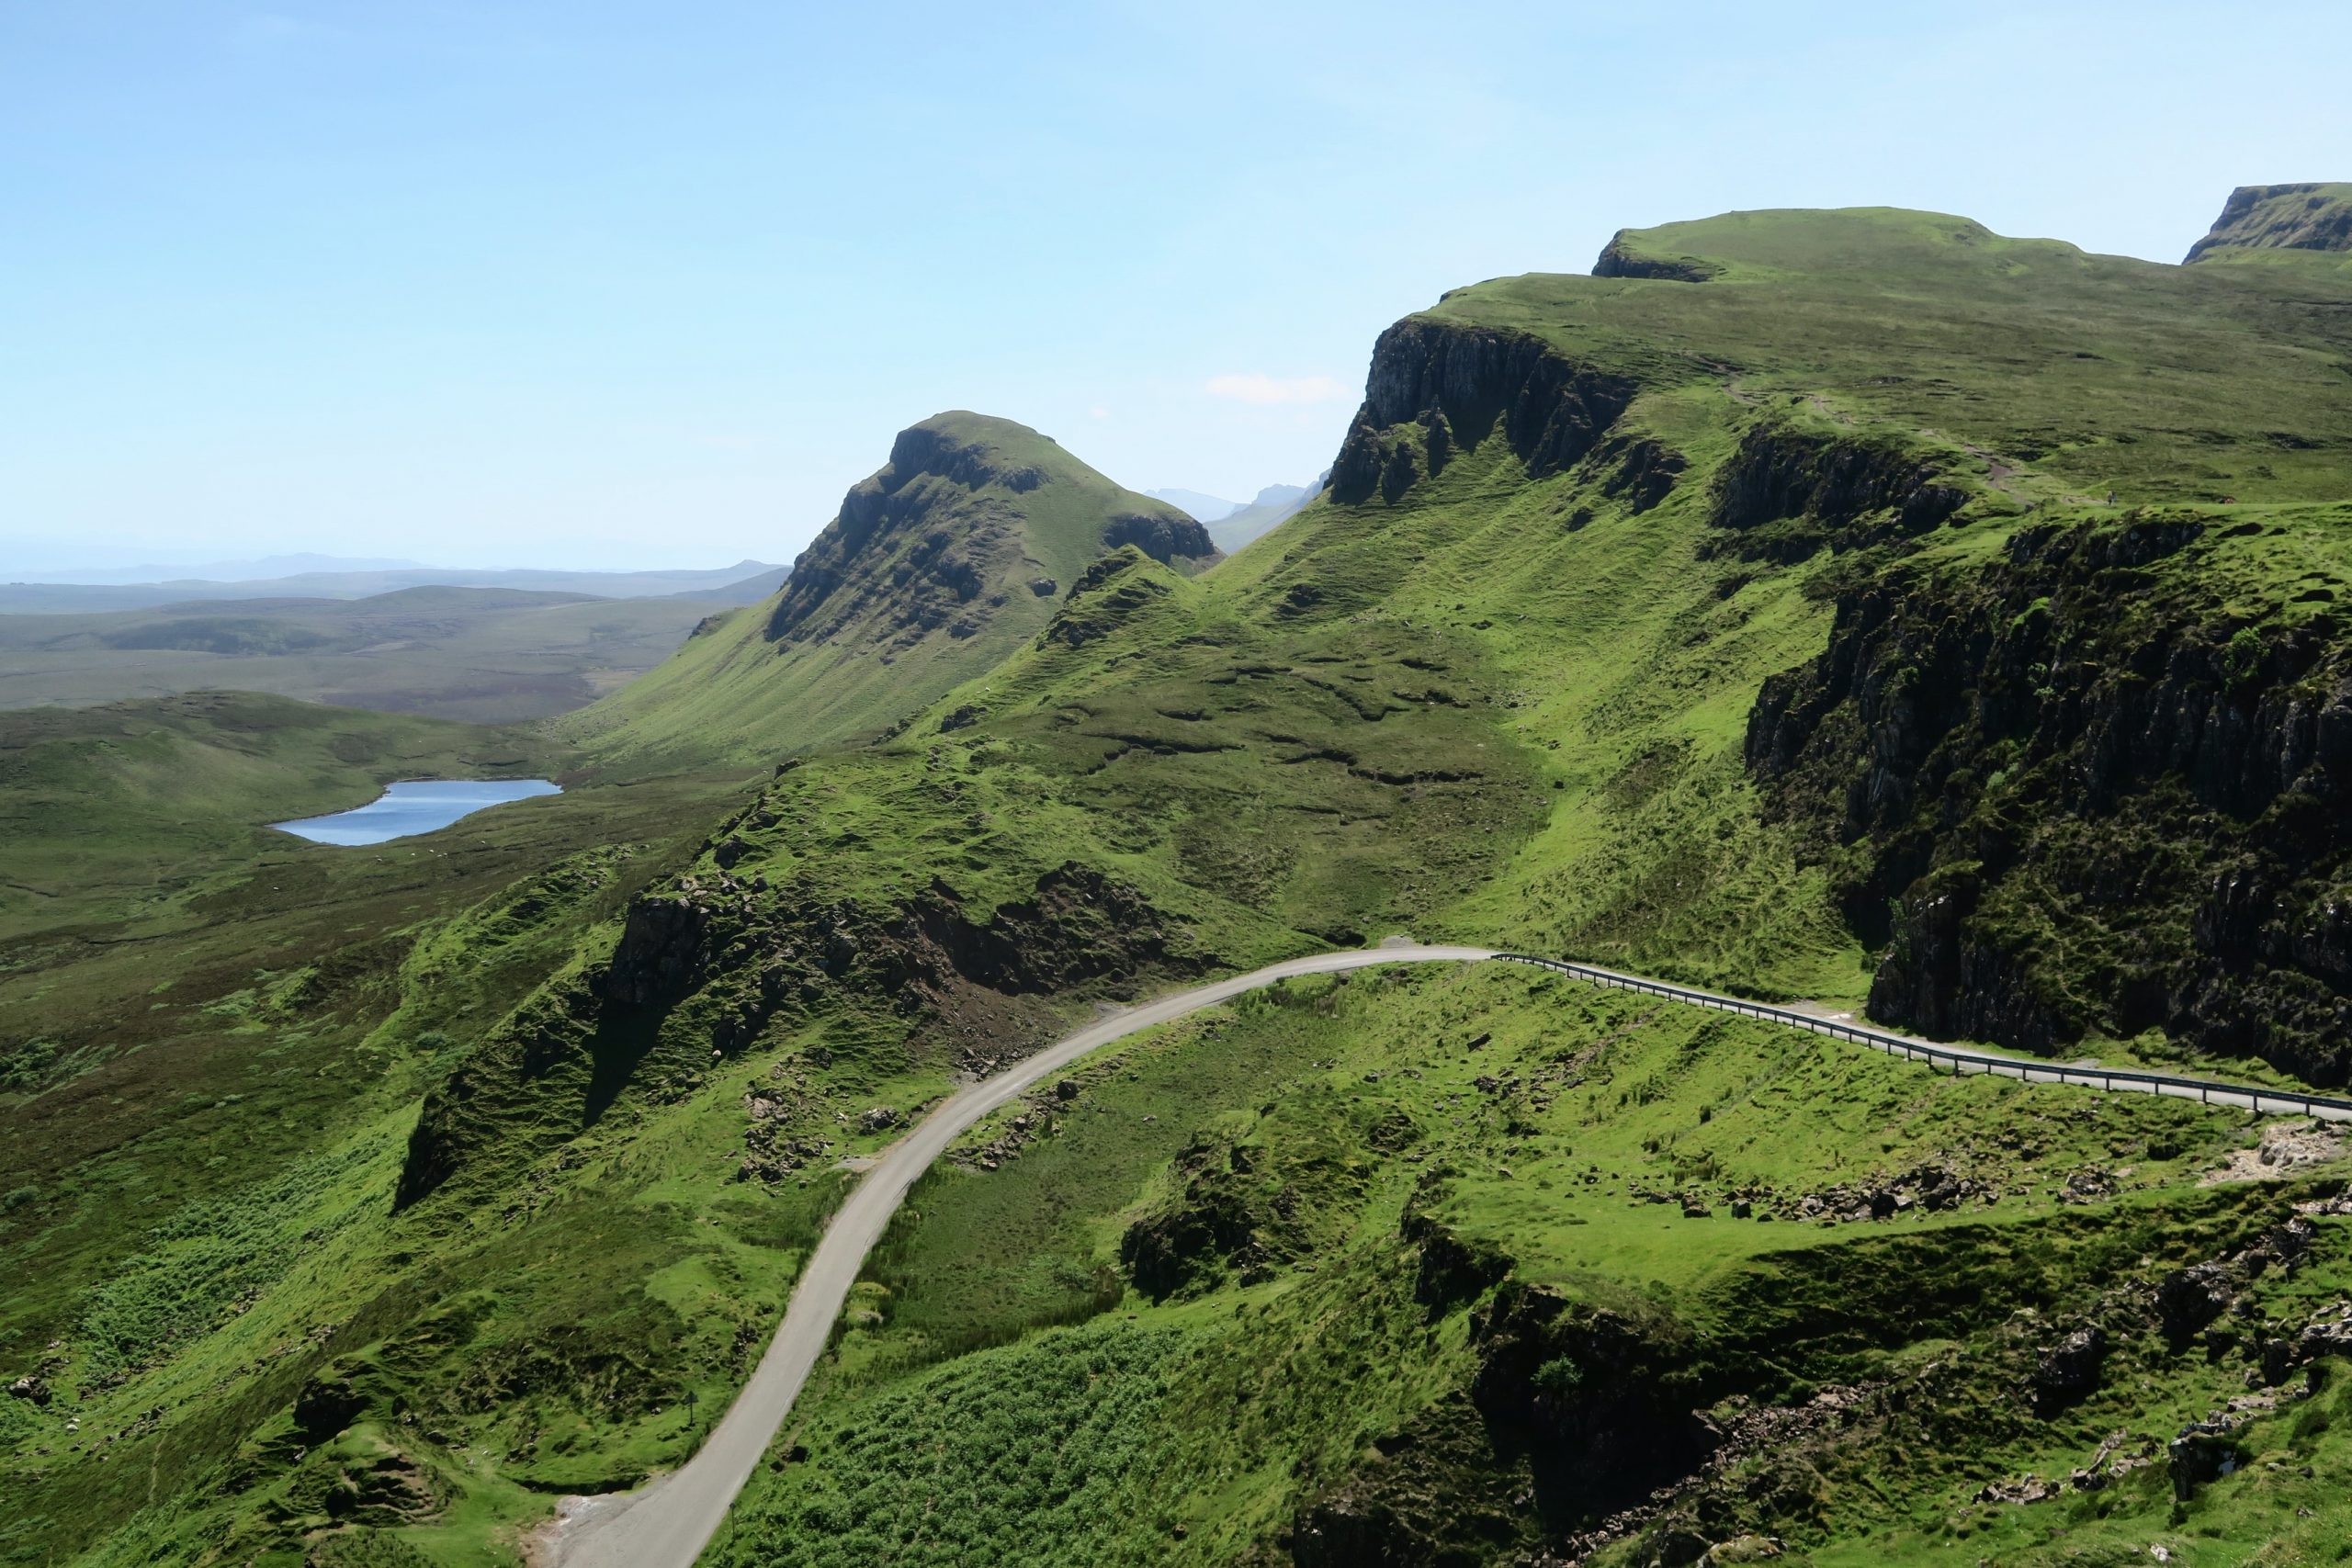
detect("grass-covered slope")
(13, 195), (2352, 1568)
(0, 693), (759, 1568)
(1322, 203), (2352, 1080)
(684, 202), (2352, 1565)
(713, 963), (2352, 1568)
(562, 412), (1219, 771)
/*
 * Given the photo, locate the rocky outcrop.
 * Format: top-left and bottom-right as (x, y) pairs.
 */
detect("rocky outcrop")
(1100, 511), (1218, 568)
(1709, 421), (1965, 562)
(1119, 1134), (1280, 1300)
(764, 421), (1020, 644)
(1594, 433), (1690, 513)
(1467, 1286), (1715, 1517)
(758, 412), (1157, 658)
(1038, 547), (1172, 649)
(1592, 231), (1720, 282)
(1409, 1220), (1513, 1313)
(2185, 182), (2352, 263)
(395, 856), (1210, 1209)
(1747, 514), (2352, 1080)
(2030, 1325), (2107, 1414)
(1329, 321), (1639, 504)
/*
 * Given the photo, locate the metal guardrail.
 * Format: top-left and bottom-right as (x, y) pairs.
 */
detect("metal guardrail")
(1490, 953), (2352, 1122)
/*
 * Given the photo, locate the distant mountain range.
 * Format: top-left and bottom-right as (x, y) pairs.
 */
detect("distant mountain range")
(25, 552), (433, 584)
(1146, 479), (1324, 552)
(1143, 488), (1245, 523)
(0, 559), (789, 615)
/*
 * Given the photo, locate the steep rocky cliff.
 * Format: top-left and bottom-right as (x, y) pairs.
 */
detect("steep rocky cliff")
(1329, 321), (1639, 505)
(1747, 510), (2352, 1079)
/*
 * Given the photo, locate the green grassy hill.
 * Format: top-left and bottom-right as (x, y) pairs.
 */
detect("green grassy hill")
(560, 412), (1220, 772)
(9, 194), (2352, 1568)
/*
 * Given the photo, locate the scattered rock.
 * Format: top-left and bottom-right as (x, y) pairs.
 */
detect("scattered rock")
(2207, 1120), (2347, 1185)
(1975, 1472), (2062, 1505)
(2060, 1167), (2117, 1204)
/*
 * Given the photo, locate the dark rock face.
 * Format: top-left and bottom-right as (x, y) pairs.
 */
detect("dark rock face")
(1596, 434), (1690, 513)
(888, 863), (1206, 998)
(1120, 1130), (1315, 1301)
(2031, 1325), (2108, 1413)
(1100, 511), (1218, 567)
(2156, 1263), (2236, 1348)
(1288, 1394), (1530, 1568)
(1466, 1286), (1715, 1519)
(601, 891), (717, 1007)
(293, 1370), (368, 1443)
(2167, 1427), (2247, 1500)
(1329, 321), (1639, 505)
(2185, 182), (2352, 263)
(1409, 1220), (1513, 1313)
(1289, 1495), (1439, 1568)
(763, 421), (1026, 649)
(1709, 421), (1964, 563)
(1747, 516), (2352, 1081)
(1118, 1143), (1269, 1300)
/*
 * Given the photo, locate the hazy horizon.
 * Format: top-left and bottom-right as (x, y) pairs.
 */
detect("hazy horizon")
(6, 0), (2346, 574)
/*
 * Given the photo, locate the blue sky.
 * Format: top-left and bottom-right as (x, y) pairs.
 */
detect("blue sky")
(3, 1), (2345, 574)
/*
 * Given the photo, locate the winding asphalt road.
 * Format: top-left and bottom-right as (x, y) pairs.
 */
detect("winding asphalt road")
(549, 940), (2348, 1566)
(550, 942), (1496, 1568)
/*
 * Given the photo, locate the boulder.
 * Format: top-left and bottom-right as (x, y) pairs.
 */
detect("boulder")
(2032, 1325), (2108, 1413)
(2158, 1263), (2236, 1346)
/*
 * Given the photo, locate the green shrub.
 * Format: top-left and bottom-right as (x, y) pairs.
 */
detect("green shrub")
(1532, 1355), (1585, 1398)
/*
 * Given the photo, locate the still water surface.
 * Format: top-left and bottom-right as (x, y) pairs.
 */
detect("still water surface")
(274, 779), (561, 845)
